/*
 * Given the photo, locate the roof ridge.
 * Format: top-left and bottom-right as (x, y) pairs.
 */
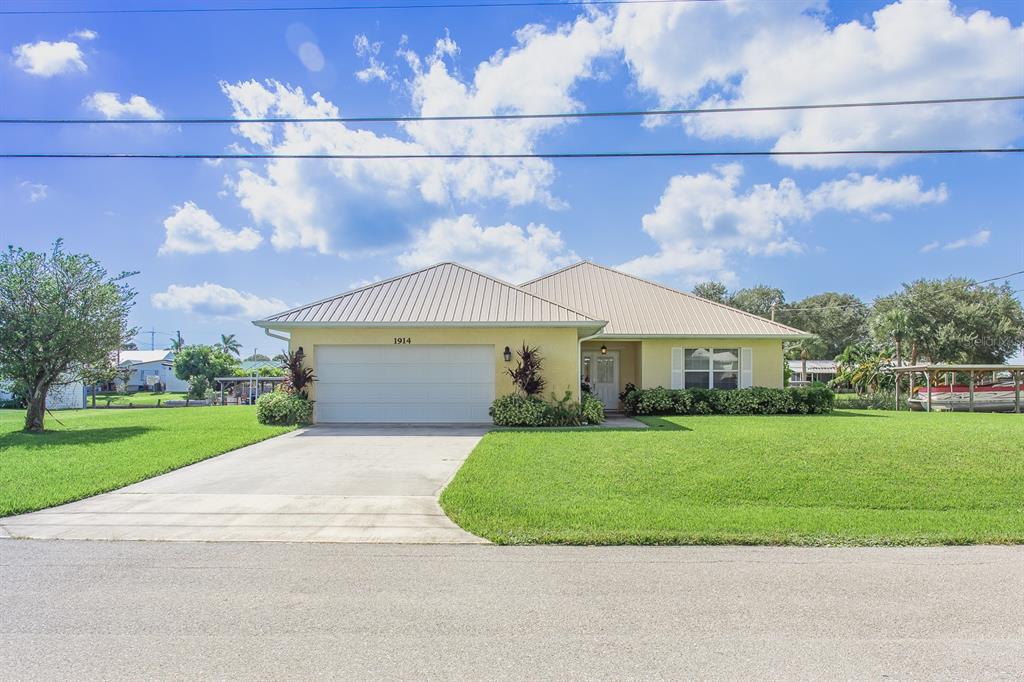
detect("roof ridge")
(518, 259), (590, 287)
(446, 261), (599, 322)
(528, 260), (808, 335)
(260, 261), (600, 323)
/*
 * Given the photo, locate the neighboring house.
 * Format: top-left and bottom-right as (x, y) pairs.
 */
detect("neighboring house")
(787, 359), (838, 386)
(114, 350), (189, 392)
(254, 261), (809, 424)
(0, 377), (84, 409)
(46, 378), (87, 410)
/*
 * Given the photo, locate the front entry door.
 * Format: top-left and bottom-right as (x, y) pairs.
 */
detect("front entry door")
(582, 350), (619, 409)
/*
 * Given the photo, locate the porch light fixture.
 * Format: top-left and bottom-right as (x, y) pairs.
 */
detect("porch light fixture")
(503, 346), (512, 362)
(600, 345), (608, 355)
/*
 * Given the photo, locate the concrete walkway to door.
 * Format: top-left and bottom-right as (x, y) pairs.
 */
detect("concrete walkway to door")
(1, 425), (489, 544)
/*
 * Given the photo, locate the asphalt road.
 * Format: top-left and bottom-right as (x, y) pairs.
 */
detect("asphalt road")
(2, 541), (1022, 680)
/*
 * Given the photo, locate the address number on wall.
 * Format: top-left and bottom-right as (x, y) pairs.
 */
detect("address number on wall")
(394, 337), (412, 344)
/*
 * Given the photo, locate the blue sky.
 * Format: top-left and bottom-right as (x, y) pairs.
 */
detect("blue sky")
(2, 0), (1022, 357)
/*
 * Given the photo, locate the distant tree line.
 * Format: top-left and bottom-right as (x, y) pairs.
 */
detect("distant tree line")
(692, 276), (1024, 392)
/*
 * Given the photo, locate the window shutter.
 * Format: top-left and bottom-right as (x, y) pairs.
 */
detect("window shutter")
(671, 347), (683, 389)
(740, 347), (753, 388)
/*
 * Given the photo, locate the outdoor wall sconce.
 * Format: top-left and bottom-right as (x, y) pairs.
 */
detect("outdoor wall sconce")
(503, 346), (513, 362)
(600, 345), (608, 355)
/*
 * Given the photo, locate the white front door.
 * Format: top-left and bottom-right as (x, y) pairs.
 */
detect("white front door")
(582, 350), (619, 409)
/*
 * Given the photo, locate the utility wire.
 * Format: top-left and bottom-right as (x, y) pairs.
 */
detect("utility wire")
(5, 95), (1020, 125)
(1, 0), (721, 16)
(3, 148), (1022, 160)
(970, 270), (1024, 286)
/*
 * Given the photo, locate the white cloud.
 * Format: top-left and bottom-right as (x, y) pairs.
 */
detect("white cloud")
(922, 229), (991, 253)
(807, 173), (948, 220)
(353, 34), (389, 83)
(151, 283), (285, 319)
(611, 0), (1024, 167)
(397, 214), (578, 283)
(221, 16), (611, 255)
(71, 29), (98, 41)
(83, 92), (163, 120)
(19, 181), (48, 202)
(159, 202), (263, 255)
(619, 164), (946, 278)
(12, 40), (86, 77)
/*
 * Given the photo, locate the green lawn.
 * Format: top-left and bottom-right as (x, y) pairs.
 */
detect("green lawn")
(440, 411), (1024, 546)
(0, 408), (294, 517)
(91, 391), (189, 406)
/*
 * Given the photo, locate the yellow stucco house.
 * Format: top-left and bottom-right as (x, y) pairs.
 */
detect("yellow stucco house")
(254, 261), (808, 423)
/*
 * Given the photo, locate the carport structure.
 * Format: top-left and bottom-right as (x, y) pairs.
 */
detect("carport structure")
(889, 363), (1023, 413)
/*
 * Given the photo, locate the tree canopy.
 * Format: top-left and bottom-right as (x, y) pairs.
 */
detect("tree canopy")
(691, 281), (729, 304)
(173, 345), (239, 387)
(0, 241), (136, 431)
(782, 292), (869, 359)
(871, 278), (1024, 364)
(728, 285), (786, 319)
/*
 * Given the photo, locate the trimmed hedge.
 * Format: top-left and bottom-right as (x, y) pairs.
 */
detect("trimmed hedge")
(621, 385), (834, 416)
(256, 391), (314, 425)
(490, 392), (606, 427)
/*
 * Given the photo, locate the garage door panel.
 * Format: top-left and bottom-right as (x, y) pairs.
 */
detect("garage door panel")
(317, 381), (495, 404)
(315, 344), (495, 423)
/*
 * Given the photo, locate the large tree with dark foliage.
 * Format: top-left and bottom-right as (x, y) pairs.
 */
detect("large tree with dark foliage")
(0, 241), (137, 431)
(871, 278), (1024, 364)
(782, 292), (870, 359)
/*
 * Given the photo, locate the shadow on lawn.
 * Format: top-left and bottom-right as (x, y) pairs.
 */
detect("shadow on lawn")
(0, 426), (153, 450)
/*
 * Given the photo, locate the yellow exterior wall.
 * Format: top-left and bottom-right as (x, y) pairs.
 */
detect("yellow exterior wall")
(640, 338), (784, 389)
(286, 326), (582, 405)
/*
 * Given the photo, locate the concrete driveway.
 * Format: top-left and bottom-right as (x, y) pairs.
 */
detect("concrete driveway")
(1, 425), (488, 544)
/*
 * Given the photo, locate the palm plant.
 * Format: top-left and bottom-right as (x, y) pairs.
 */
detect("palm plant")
(217, 333), (242, 357)
(507, 343), (546, 396)
(282, 348), (315, 398)
(169, 336), (185, 352)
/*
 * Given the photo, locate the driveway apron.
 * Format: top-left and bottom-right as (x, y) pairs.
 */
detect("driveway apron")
(1, 425), (488, 544)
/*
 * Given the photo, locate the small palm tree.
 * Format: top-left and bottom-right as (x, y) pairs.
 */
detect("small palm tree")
(217, 333), (241, 357)
(169, 336), (185, 352)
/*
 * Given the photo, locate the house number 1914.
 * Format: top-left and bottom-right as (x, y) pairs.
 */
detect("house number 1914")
(394, 337), (412, 344)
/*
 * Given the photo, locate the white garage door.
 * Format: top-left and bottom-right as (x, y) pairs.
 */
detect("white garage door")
(315, 345), (496, 423)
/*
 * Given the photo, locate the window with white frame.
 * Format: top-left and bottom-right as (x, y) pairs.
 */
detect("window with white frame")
(683, 348), (740, 389)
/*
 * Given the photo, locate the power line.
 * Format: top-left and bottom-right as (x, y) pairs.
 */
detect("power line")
(5, 95), (1020, 125)
(1, 0), (720, 16)
(971, 270), (1024, 286)
(3, 148), (1021, 160)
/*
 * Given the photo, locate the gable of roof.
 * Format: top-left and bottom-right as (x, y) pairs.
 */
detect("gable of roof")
(117, 350), (175, 365)
(256, 262), (602, 327)
(521, 261), (810, 338)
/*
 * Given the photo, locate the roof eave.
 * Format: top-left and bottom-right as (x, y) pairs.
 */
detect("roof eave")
(593, 332), (814, 340)
(253, 320), (608, 330)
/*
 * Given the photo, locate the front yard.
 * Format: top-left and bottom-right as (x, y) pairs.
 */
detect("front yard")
(440, 411), (1024, 545)
(0, 408), (294, 516)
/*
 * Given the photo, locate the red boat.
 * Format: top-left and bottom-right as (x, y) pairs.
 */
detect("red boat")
(909, 380), (1023, 412)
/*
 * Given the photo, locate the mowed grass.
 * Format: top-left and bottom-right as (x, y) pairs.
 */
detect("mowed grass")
(440, 411), (1024, 546)
(0, 408), (294, 516)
